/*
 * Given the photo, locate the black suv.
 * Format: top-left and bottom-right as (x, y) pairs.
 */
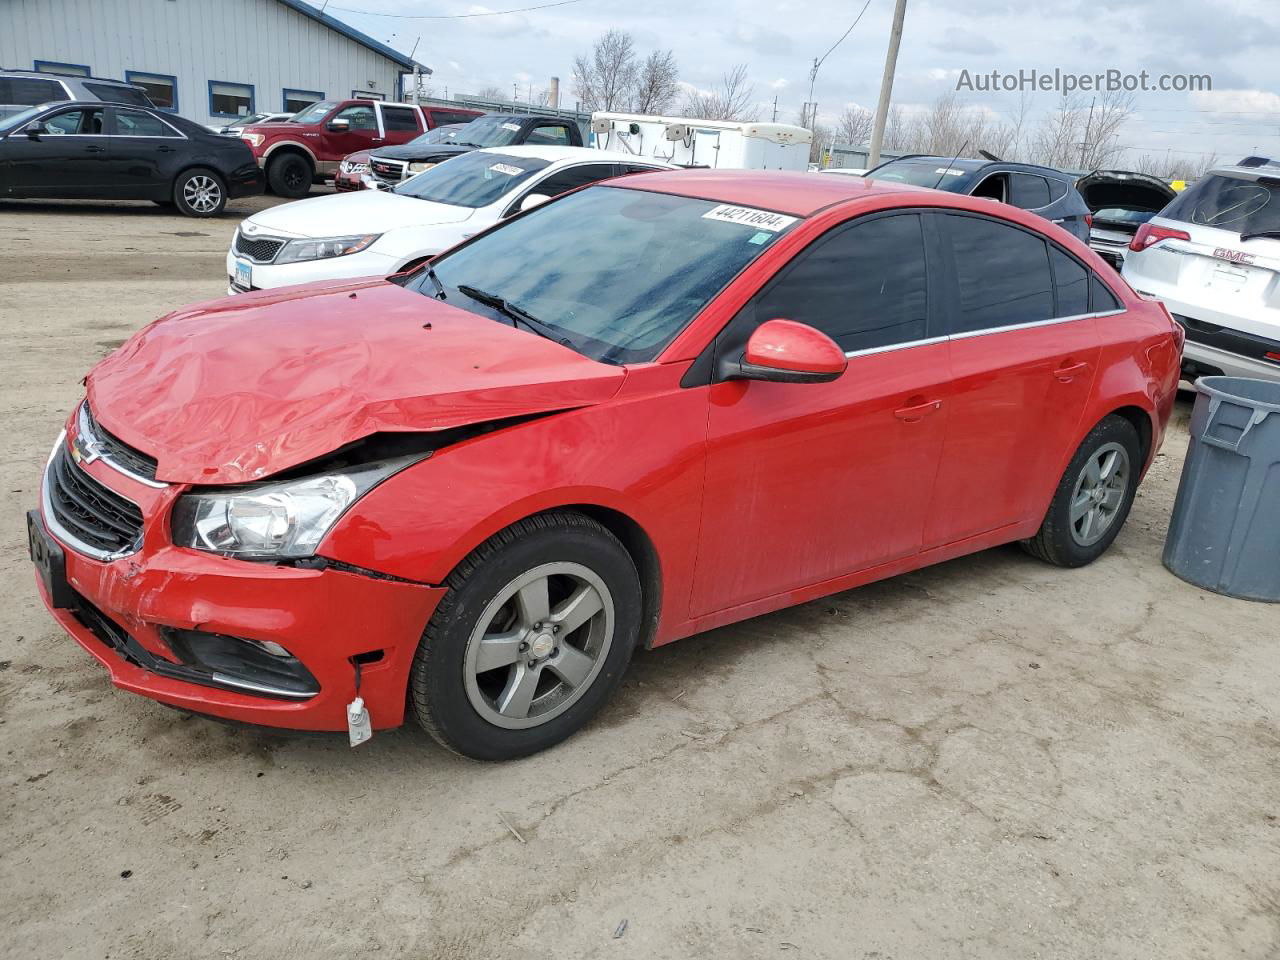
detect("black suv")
(0, 69), (153, 121)
(865, 155), (1092, 243)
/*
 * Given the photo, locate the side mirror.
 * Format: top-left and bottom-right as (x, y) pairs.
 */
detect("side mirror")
(24, 121), (45, 139)
(520, 193), (551, 212)
(327, 118), (350, 132)
(731, 318), (847, 384)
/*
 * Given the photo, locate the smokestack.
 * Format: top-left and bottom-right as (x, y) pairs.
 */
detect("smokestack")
(549, 76), (560, 109)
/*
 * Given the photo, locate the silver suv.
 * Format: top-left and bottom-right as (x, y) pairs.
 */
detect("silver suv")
(0, 70), (153, 121)
(1122, 158), (1280, 382)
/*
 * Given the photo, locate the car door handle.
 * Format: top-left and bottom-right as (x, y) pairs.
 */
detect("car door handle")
(894, 398), (942, 422)
(1053, 360), (1090, 382)
(84, 144), (106, 153)
(157, 145), (176, 152)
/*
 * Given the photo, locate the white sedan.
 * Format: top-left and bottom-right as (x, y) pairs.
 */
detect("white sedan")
(226, 146), (675, 293)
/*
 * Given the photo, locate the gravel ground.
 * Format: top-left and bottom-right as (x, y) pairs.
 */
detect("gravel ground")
(1, 193), (1278, 960)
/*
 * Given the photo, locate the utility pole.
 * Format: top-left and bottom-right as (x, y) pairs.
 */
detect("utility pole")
(1078, 96), (1096, 169)
(772, 94), (778, 123)
(868, 0), (908, 168)
(804, 57), (818, 129)
(513, 82), (519, 102)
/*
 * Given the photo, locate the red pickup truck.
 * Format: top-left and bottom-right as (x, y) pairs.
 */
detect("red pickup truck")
(239, 98), (481, 197)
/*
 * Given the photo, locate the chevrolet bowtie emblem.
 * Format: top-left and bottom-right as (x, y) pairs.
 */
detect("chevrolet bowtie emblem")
(71, 434), (102, 465)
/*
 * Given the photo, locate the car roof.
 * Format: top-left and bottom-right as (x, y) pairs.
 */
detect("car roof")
(473, 145), (674, 166)
(0, 69), (140, 87)
(880, 155), (1071, 179)
(609, 168), (927, 216)
(1204, 163), (1280, 182)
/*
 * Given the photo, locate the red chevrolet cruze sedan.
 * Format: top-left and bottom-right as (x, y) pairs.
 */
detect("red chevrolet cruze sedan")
(29, 171), (1182, 760)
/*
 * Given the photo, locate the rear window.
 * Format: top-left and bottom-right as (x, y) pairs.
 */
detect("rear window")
(0, 76), (67, 106)
(83, 82), (151, 106)
(1160, 174), (1280, 238)
(867, 159), (977, 192)
(430, 110), (480, 126)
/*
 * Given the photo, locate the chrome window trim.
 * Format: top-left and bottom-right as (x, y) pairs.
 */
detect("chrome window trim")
(208, 673), (317, 700)
(76, 402), (167, 489)
(41, 431), (143, 563)
(842, 309), (1126, 358)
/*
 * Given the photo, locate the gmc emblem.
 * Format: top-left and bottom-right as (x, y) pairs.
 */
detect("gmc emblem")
(1213, 247), (1256, 264)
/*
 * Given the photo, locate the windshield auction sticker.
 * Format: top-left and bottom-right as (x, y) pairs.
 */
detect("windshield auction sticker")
(489, 163), (524, 176)
(702, 204), (798, 232)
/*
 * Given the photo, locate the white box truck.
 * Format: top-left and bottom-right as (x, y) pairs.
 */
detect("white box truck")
(590, 113), (813, 171)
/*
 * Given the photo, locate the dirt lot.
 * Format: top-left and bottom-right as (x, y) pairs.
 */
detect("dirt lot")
(1, 194), (1278, 960)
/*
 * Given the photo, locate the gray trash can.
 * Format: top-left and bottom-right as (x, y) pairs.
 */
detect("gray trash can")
(1163, 376), (1280, 602)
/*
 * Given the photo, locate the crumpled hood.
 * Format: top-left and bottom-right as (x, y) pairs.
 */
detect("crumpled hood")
(242, 188), (473, 238)
(87, 280), (624, 485)
(372, 143), (476, 164)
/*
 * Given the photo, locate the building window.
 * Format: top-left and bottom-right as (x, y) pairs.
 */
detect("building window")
(34, 59), (90, 77)
(125, 71), (178, 111)
(283, 88), (324, 113)
(209, 80), (254, 117)
(353, 90), (385, 101)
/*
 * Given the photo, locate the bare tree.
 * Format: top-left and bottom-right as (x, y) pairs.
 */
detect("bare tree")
(682, 64), (757, 121)
(572, 29), (638, 113)
(880, 105), (908, 152)
(632, 50), (679, 114)
(835, 105), (873, 146)
(475, 85), (505, 101)
(1030, 91), (1133, 169)
(1132, 150), (1217, 181)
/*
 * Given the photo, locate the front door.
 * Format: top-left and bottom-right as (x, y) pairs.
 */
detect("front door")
(6, 105), (112, 195)
(923, 212), (1102, 546)
(691, 211), (951, 617)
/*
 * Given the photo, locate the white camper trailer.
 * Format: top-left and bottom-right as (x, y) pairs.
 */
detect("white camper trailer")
(590, 113), (813, 171)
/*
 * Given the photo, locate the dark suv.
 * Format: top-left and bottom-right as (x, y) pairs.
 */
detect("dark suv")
(865, 155), (1092, 242)
(0, 69), (153, 120)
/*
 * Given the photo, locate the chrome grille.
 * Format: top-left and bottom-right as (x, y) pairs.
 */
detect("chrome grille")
(369, 157), (406, 182)
(234, 231), (286, 263)
(81, 403), (158, 482)
(45, 443), (144, 558)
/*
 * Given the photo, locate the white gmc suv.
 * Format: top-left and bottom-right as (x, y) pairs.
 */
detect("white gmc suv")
(1122, 158), (1280, 382)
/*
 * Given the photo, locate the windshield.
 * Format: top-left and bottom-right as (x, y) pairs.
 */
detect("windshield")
(1093, 207), (1156, 226)
(411, 185), (796, 364)
(393, 151), (550, 207)
(867, 159), (977, 192)
(1160, 174), (1280, 237)
(290, 101), (336, 124)
(451, 116), (525, 148)
(410, 124), (464, 146)
(0, 105), (46, 135)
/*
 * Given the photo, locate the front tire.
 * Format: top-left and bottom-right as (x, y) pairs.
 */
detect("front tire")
(172, 168), (226, 217)
(410, 512), (642, 761)
(1021, 415), (1143, 567)
(267, 153), (313, 198)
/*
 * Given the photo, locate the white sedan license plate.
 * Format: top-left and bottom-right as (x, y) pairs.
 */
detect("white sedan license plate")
(234, 260), (252, 289)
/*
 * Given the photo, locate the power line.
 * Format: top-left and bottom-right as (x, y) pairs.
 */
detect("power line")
(319, 0), (587, 18)
(816, 0), (875, 70)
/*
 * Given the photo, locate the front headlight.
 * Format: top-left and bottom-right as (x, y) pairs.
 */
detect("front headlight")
(241, 133), (264, 148)
(171, 457), (418, 558)
(408, 161), (437, 173)
(274, 234), (381, 264)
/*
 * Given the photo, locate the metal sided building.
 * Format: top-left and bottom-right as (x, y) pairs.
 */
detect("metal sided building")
(0, 0), (430, 126)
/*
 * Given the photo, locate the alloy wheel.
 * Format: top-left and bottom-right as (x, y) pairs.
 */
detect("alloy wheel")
(463, 561), (615, 730)
(183, 175), (222, 213)
(1068, 441), (1130, 547)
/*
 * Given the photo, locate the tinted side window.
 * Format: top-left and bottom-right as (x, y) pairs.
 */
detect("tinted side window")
(754, 213), (929, 353)
(526, 122), (572, 146)
(431, 110), (478, 126)
(529, 163), (618, 197)
(1091, 275), (1121, 312)
(1009, 173), (1052, 209)
(114, 109), (177, 137)
(946, 214), (1053, 333)
(334, 104), (377, 130)
(1047, 177), (1068, 201)
(1049, 246), (1089, 316)
(44, 108), (105, 135)
(381, 106), (420, 132)
(0, 76), (67, 105)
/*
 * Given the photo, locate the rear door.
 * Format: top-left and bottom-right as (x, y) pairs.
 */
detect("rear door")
(107, 107), (184, 198)
(690, 211), (951, 616)
(923, 212), (1102, 546)
(379, 104), (424, 146)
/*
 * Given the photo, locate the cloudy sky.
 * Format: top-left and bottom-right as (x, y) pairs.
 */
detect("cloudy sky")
(325, 0), (1280, 165)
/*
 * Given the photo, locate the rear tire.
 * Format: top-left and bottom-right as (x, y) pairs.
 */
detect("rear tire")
(172, 168), (226, 218)
(1021, 415), (1143, 567)
(267, 153), (313, 198)
(410, 512), (641, 761)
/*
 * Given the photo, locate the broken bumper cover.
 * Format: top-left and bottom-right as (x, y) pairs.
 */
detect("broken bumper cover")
(32, 510), (445, 732)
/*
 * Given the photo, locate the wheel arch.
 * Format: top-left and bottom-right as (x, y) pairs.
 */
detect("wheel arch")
(562, 504), (663, 651)
(262, 140), (317, 166)
(1107, 404), (1155, 467)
